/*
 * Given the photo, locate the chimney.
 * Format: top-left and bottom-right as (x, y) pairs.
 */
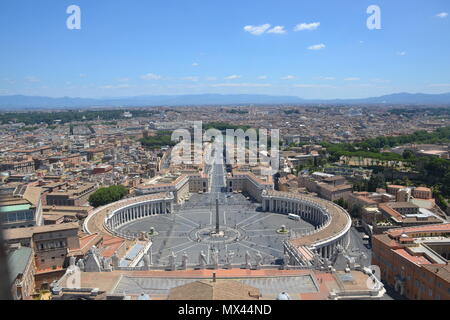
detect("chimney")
(212, 272), (216, 283)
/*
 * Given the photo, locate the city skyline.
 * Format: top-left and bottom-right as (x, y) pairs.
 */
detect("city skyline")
(1, 0), (450, 99)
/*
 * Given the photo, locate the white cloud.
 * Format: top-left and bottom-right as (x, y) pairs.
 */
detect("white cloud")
(210, 83), (271, 88)
(3, 78), (16, 84)
(428, 83), (450, 87)
(25, 76), (40, 83)
(100, 84), (131, 89)
(192, 62), (199, 67)
(224, 74), (242, 80)
(117, 77), (130, 82)
(181, 76), (199, 82)
(317, 76), (335, 80)
(281, 75), (296, 80)
(397, 51), (407, 56)
(344, 77), (360, 81)
(371, 78), (391, 83)
(243, 24), (271, 35)
(267, 26), (286, 34)
(308, 43), (326, 50)
(294, 22), (320, 31)
(141, 73), (162, 80)
(79, 74), (87, 78)
(293, 84), (335, 88)
(436, 12), (448, 18)
(205, 77), (218, 81)
(257, 75), (268, 80)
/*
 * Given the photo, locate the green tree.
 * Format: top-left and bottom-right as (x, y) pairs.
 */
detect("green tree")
(368, 175), (385, 192)
(88, 185), (128, 208)
(402, 150), (415, 160)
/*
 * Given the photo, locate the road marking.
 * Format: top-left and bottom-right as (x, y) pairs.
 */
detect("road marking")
(241, 239), (284, 254)
(240, 213), (278, 229)
(159, 215), (194, 229)
(159, 239), (193, 257)
(235, 212), (264, 227)
(168, 242), (203, 257)
(238, 241), (278, 257)
(176, 213), (200, 227)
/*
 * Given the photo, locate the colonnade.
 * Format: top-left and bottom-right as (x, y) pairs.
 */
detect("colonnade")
(262, 193), (351, 260)
(314, 234), (350, 260)
(106, 199), (174, 230)
(262, 197), (329, 228)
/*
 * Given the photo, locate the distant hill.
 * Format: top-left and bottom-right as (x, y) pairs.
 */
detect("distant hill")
(314, 92), (450, 105)
(0, 92), (449, 110)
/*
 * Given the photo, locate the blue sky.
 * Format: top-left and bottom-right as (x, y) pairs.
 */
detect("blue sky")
(0, 0), (449, 99)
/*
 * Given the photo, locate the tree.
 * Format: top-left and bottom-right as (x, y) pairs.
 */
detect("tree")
(350, 203), (363, 219)
(88, 185), (128, 208)
(368, 175), (385, 192)
(402, 149), (415, 160)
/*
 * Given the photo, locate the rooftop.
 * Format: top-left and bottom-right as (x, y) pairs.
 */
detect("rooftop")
(3, 222), (80, 241)
(7, 246), (33, 285)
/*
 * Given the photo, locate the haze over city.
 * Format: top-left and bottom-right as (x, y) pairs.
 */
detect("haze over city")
(0, 0), (449, 100)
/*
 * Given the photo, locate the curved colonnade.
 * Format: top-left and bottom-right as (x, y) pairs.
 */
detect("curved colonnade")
(84, 188), (352, 266)
(104, 192), (174, 237)
(83, 192), (174, 239)
(262, 190), (352, 262)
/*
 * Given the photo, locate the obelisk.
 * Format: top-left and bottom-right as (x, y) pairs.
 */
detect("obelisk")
(215, 198), (220, 233)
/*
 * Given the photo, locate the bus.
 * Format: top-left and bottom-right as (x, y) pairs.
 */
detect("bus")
(288, 213), (301, 221)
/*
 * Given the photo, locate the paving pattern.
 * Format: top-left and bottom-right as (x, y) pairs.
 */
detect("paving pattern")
(118, 150), (316, 266)
(118, 192), (315, 266)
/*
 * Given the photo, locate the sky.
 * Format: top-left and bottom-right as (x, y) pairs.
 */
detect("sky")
(0, 0), (449, 99)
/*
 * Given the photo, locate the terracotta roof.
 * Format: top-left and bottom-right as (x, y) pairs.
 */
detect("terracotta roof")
(3, 222), (79, 241)
(387, 223), (450, 238)
(168, 280), (260, 300)
(394, 249), (432, 265)
(422, 265), (450, 283)
(23, 186), (44, 206)
(379, 203), (403, 221)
